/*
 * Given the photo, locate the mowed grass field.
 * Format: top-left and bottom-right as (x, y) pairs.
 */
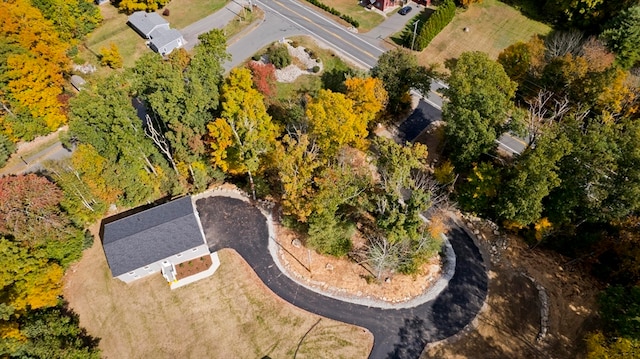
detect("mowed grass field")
(63, 230), (372, 358)
(323, 0), (386, 32)
(418, 0), (551, 69)
(86, 0), (227, 67)
(85, 5), (146, 68)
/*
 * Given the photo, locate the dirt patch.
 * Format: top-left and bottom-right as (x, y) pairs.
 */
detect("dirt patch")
(422, 218), (599, 358)
(63, 223), (372, 358)
(175, 254), (212, 280)
(274, 222), (442, 304)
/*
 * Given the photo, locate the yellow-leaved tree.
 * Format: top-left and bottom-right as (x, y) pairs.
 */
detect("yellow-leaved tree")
(0, 0), (69, 139)
(99, 43), (123, 69)
(207, 68), (279, 199)
(275, 132), (321, 222)
(345, 76), (388, 125)
(118, 0), (171, 13)
(306, 89), (369, 156)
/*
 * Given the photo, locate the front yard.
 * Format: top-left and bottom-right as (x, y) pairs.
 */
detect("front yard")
(85, 0), (228, 68)
(63, 228), (372, 358)
(85, 5), (147, 68)
(315, 0), (386, 32)
(415, 0), (551, 68)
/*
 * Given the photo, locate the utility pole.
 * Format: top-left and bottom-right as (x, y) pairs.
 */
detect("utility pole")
(411, 19), (420, 51)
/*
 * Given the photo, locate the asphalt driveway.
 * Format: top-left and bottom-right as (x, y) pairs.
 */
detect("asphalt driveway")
(195, 195), (488, 359)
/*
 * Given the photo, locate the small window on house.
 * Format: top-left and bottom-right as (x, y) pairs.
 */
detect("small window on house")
(129, 271), (135, 276)
(176, 253), (183, 258)
(144, 266), (150, 270)
(191, 248), (198, 252)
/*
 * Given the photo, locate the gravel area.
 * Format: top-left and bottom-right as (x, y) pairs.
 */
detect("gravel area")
(267, 40), (322, 83)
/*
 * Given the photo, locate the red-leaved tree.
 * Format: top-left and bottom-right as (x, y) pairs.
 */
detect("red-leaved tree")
(248, 61), (276, 98)
(0, 174), (65, 245)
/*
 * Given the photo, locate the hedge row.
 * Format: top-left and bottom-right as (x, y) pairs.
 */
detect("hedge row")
(340, 14), (360, 28)
(304, 0), (360, 28)
(410, 0), (456, 51)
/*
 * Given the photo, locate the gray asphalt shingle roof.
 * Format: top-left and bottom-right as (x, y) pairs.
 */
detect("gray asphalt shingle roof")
(127, 11), (168, 38)
(150, 28), (183, 49)
(102, 197), (206, 277)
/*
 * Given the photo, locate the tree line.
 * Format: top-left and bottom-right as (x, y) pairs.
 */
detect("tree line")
(61, 33), (446, 278)
(435, 5), (639, 353)
(0, 0), (101, 164)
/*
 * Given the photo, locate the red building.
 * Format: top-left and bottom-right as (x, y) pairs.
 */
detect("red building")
(370, 0), (395, 11)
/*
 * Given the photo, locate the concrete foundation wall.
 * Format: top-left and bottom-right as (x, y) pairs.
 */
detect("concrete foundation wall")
(117, 244), (210, 284)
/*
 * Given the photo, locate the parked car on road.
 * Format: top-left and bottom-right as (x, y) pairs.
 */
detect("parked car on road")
(399, 6), (412, 15)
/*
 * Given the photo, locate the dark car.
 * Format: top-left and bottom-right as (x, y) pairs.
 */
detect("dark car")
(398, 6), (412, 15)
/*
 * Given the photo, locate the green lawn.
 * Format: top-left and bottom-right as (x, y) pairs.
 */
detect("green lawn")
(414, 0), (551, 69)
(85, 0), (228, 68)
(275, 36), (353, 101)
(85, 5), (150, 68)
(315, 0), (385, 32)
(164, 0), (228, 29)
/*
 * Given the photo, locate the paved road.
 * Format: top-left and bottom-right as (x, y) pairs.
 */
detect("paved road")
(196, 196), (488, 359)
(224, 0), (393, 70)
(180, 0), (249, 50)
(0, 137), (72, 176)
(497, 132), (528, 155)
(398, 91), (443, 142)
(222, 4), (528, 153)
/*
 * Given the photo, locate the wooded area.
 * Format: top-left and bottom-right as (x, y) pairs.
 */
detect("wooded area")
(1, 0), (640, 357)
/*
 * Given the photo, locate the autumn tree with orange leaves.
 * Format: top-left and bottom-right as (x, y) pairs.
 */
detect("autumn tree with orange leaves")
(0, 0), (69, 141)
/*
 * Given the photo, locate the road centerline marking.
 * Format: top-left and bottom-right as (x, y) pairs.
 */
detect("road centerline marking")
(259, 0), (376, 65)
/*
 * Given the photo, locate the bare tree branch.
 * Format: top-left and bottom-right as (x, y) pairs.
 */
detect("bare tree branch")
(144, 114), (178, 175)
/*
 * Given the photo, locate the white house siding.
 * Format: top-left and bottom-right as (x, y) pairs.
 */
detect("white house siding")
(116, 243), (210, 284)
(150, 36), (185, 56)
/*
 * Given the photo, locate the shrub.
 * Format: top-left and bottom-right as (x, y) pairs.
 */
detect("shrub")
(82, 230), (94, 250)
(0, 133), (16, 168)
(251, 53), (262, 61)
(99, 43), (123, 69)
(312, 65), (320, 73)
(307, 213), (354, 257)
(290, 40), (300, 48)
(267, 43), (291, 69)
(340, 14), (360, 28)
(407, 0), (456, 51)
(248, 62), (277, 97)
(303, 0), (360, 27)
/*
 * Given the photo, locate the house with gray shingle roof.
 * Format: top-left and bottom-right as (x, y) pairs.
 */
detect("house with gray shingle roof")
(127, 11), (186, 56)
(127, 11), (169, 39)
(149, 28), (185, 56)
(102, 196), (210, 284)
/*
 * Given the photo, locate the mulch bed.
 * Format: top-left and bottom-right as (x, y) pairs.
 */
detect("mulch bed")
(175, 255), (213, 280)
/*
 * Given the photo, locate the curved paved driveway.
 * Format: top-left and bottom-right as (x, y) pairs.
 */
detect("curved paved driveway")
(196, 196), (488, 359)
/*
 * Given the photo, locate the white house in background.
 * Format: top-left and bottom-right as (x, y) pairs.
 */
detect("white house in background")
(149, 28), (185, 56)
(102, 196), (211, 284)
(127, 11), (185, 56)
(127, 11), (169, 39)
